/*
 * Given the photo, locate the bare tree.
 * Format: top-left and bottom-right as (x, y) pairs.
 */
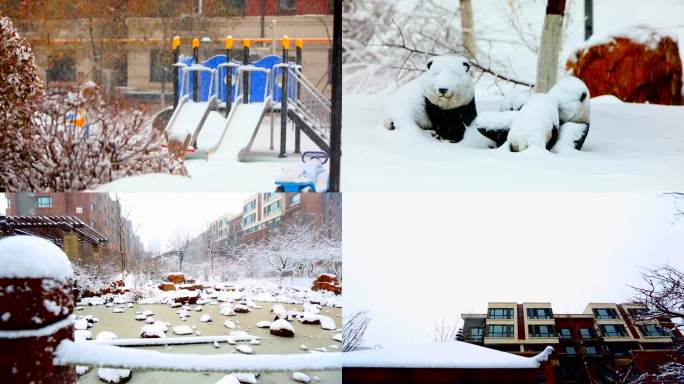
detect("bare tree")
(343, 311), (371, 352)
(536, 0), (567, 92)
(168, 229), (191, 271)
(630, 265), (684, 330)
(200, 222), (220, 276)
(432, 318), (461, 342)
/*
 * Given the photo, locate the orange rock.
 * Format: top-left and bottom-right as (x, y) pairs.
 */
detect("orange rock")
(312, 274), (342, 295)
(159, 282), (176, 291)
(566, 32), (682, 105)
(167, 273), (186, 284)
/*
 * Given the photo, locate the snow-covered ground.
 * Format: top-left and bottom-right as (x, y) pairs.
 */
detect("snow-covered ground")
(342, 95), (684, 191)
(96, 115), (323, 192)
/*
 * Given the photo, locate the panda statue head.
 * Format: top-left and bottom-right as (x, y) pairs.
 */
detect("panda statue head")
(423, 55), (474, 110)
(548, 76), (590, 125)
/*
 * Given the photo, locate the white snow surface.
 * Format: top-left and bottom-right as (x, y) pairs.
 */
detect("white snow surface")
(343, 95), (684, 191)
(0, 236), (73, 281)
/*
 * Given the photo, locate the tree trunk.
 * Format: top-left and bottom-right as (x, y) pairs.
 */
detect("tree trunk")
(459, 0), (476, 58)
(536, 0), (566, 93)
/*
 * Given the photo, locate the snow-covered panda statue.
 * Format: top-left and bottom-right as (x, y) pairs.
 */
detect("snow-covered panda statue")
(506, 94), (560, 152)
(384, 55), (477, 143)
(548, 76), (591, 150)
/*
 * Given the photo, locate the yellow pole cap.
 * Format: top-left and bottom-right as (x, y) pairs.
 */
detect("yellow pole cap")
(192, 38), (200, 48)
(282, 35), (290, 50)
(172, 36), (181, 50)
(295, 38), (303, 49)
(243, 39), (251, 48)
(225, 36), (234, 49)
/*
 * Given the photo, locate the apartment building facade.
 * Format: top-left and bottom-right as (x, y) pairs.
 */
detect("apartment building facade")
(462, 302), (682, 383)
(4, 192), (143, 261)
(2, 0), (333, 106)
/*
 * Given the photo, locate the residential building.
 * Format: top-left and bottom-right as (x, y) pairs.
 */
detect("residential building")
(462, 302), (682, 383)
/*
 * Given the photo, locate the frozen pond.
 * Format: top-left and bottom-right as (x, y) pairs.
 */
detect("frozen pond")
(76, 301), (342, 384)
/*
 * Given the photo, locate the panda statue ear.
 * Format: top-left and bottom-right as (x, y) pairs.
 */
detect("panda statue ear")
(463, 62), (470, 73)
(427, 60), (433, 70)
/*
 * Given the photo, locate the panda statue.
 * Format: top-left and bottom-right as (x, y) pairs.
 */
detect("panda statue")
(384, 55), (477, 143)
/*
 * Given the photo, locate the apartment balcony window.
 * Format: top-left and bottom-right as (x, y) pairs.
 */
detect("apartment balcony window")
(488, 308), (513, 320)
(263, 201), (281, 217)
(278, 0), (296, 13)
(264, 192), (279, 202)
(528, 324), (555, 338)
(584, 346), (598, 355)
(640, 324), (668, 337)
(242, 213), (256, 227)
(565, 346), (576, 355)
(469, 327), (483, 341)
(600, 324), (628, 337)
(291, 193), (301, 206)
(244, 200), (256, 213)
(594, 308), (619, 320)
(91, 203), (96, 211)
(559, 328), (571, 339)
(527, 308), (553, 320)
(37, 196), (52, 208)
(580, 328), (595, 339)
(488, 325), (514, 338)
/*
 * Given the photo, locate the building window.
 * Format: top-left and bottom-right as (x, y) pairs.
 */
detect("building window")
(91, 203), (96, 211)
(150, 49), (173, 83)
(264, 201), (281, 217)
(91, 220), (96, 227)
(559, 328), (571, 339)
(640, 324), (667, 337)
(47, 55), (76, 82)
(594, 308), (619, 320)
(579, 328), (594, 339)
(75, 207), (83, 214)
(528, 324), (555, 338)
(278, 0), (296, 13)
(469, 327), (483, 341)
(290, 193), (301, 206)
(37, 196), (52, 208)
(488, 308), (513, 320)
(488, 325), (514, 338)
(584, 346), (598, 355)
(242, 213), (256, 227)
(6, 199), (10, 208)
(565, 346), (576, 355)
(244, 200), (256, 213)
(600, 324), (628, 337)
(527, 308), (553, 319)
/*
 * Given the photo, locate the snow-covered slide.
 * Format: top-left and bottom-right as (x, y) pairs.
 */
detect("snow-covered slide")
(164, 65), (217, 149)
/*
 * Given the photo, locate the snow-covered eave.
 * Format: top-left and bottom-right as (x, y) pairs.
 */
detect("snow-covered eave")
(342, 342), (553, 370)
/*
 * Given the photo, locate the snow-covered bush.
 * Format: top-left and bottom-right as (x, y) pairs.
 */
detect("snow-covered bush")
(0, 16), (187, 191)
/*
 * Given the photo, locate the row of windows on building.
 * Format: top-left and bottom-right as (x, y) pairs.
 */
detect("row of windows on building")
(487, 307), (624, 321)
(470, 323), (665, 340)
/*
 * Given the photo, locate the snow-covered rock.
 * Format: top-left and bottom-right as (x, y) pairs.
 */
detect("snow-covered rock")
(200, 314), (212, 322)
(76, 365), (90, 376)
(233, 372), (259, 384)
(317, 315), (336, 331)
(270, 319), (295, 337)
(215, 374), (240, 384)
(256, 320), (271, 328)
(224, 320), (237, 329)
(75, 329), (92, 342)
(141, 324), (166, 338)
(172, 325), (193, 335)
(235, 345), (254, 354)
(112, 307), (124, 313)
(74, 318), (89, 330)
(219, 304), (236, 316)
(332, 333), (342, 342)
(134, 313), (147, 321)
(292, 372), (311, 383)
(95, 331), (118, 341)
(97, 368), (131, 383)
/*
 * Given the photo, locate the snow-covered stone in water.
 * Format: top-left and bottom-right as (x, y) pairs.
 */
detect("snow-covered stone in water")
(83, 315), (99, 324)
(97, 368), (131, 383)
(235, 344), (254, 354)
(95, 331), (118, 341)
(234, 304), (250, 313)
(302, 303), (321, 314)
(226, 337), (236, 345)
(330, 344), (339, 349)
(113, 297), (127, 305)
(145, 317), (156, 324)
(270, 319), (295, 337)
(292, 372), (311, 383)
(213, 341), (220, 348)
(215, 374), (240, 384)
(105, 303), (114, 308)
(500, 88), (531, 112)
(170, 302), (182, 308)
(194, 306), (202, 312)
(0, 236), (73, 281)
(127, 303), (133, 308)
(153, 321), (168, 332)
(332, 333), (342, 342)
(75, 329), (92, 342)
(134, 313), (147, 321)
(507, 94), (560, 152)
(76, 365), (90, 376)
(224, 320), (237, 329)
(142, 310), (154, 317)
(112, 307), (124, 313)
(318, 315), (336, 331)
(200, 314), (212, 322)
(298, 312), (320, 325)
(250, 338), (260, 345)
(256, 320), (271, 328)
(314, 347), (327, 352)
(219, 304), (236, 316)
(141, 324), (166, 338)
(271, 304), (287, 318)
(229, 331), (259, 342)
(300, 344), (308, 351)
(195, 330), (201, 336)
(172, 325), (193, 335)
(233, 372), (259, 384)
(74, 318), (89, 330)
(182, 305), (192, 311)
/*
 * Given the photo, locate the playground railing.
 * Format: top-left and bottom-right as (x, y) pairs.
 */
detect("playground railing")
(288, 65), (331, 140)
(179, 65), (217, 102)
(236, 65), (273, 103)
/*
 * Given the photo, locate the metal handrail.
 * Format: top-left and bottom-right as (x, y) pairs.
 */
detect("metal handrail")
(180, 65), (217, 102)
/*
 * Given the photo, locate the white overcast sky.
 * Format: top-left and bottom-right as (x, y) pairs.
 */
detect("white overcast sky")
(343, 192), (684, 348)
(1, 193), (251, 252)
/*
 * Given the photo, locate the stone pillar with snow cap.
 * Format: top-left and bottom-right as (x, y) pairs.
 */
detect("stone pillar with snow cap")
(0, 235), (76, 384)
